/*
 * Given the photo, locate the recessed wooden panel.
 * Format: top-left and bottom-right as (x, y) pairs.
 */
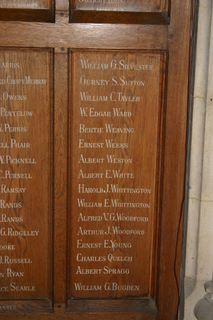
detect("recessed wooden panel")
(72, 0), (168, 12)
(68, 51), (166, 303)
(0, 0), (54, 22)
(70, 0), (170, 23)
(0, 49), (53, 311)
(0, 0), (50, 9)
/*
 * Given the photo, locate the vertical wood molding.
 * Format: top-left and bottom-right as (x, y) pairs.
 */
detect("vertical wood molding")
(56, 0), (69, 12)
(54, 49), (68, 306)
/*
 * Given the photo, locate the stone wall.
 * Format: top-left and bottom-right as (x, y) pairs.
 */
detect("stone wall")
(183, 0), (213, 319)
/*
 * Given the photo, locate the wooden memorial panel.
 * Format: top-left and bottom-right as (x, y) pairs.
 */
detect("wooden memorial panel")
(0, 49), (53, 313)
(0, 0), (54, 22)
(67, 50), (166, 311)
(0, 0), (195, 318)
(70, 0), (170, 23)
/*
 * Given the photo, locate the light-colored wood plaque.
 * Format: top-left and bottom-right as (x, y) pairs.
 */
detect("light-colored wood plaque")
(0, 0), (53, 22)
(72, 0), (168, 13)
(0, 0), (50, 9)
(68, 51), (166, 300)
(0, 49), (53, 310)
(70, 0), (169, 23)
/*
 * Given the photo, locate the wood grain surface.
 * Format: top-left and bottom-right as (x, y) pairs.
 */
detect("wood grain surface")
(0, 0), (50, 9)
(0, 0), (195, 319)
(70, 0), (170, 23)
(72, 0), (169, 12)
(0, 48), (53, 308)
(68, 50), (166, 300)
(0, 0), (54, 22)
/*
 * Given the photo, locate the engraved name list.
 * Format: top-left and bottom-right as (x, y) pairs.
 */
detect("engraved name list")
(0, 49), (52, 305)
(69, 51), (165, 299)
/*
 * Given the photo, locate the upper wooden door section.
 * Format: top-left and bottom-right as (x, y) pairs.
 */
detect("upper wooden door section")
(0, 0), (170, 22)
(70, 0), (170, 23)
(0, 1), (195, 320)
(0, 0), (54, 21)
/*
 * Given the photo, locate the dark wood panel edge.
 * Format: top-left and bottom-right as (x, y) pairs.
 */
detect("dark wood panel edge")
(66, 298), (157, 314)
(70, 11), (170, 24)
(0, 299), (53, 314)
(0, 8), (55, 22)
(156, 0), (195, 318)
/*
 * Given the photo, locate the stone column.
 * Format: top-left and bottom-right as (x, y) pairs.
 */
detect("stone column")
(184, 0), (213, 319)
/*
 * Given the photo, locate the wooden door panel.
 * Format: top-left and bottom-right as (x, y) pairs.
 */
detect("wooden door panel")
(70, 0), (170, 23)
(0, 0), (51, 9)
(0, 48), (53, 313)
(67, 50), (166, 303)
(0, 0), (54, 22)
(71, 0), (169, 12)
